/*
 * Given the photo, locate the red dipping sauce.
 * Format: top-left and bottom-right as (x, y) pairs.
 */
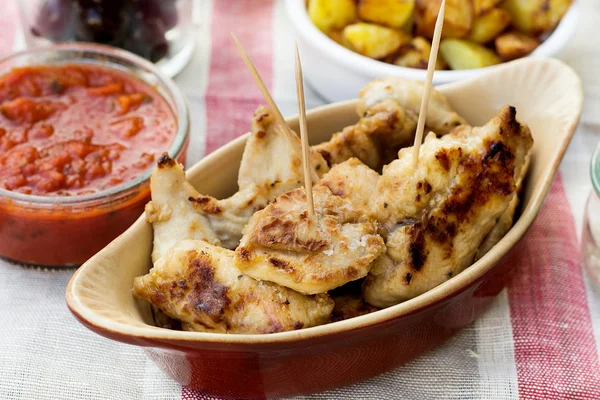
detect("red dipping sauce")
(0, 64), (176, 196)
(0, 45), (189, 267)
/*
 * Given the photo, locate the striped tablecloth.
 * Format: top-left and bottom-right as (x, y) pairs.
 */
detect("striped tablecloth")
(1, 1), (600, 399)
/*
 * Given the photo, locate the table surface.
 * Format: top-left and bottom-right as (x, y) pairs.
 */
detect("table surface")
(1, 0), (600, 399)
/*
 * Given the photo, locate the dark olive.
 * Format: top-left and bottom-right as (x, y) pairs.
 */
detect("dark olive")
(72, 0), (132, 46)
(122, 8), (169, 62)
(135, 0), (179, 30)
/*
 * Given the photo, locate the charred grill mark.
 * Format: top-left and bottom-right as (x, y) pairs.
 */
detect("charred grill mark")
(322, 181), (345, 197)
(435, 150), (451, 171)
(486, 142), (512, 165)
(319, 150), (333, 167)
(268, 257), (287, 268)
(188, 196), (222, 214)
(268, 257), (295, 273)
(149, 290), (165, 305)
(255, 112), (269, 122)
(407, 223), (427, 271)
(293, 321), (304, 330)
(440, 139), (515, 223)
(237, 247), (250, 262)
(345, 267), (359, 279)
(258, 218), (328, 252)
(157, 152), (175, 168)
(504, 106), (521, 135)
(424, 181), (432, 194)
(405, 272), (413, 284)
(187, 255), (230, 322)
(301, 239), (329, 252)
(189, 196), (209, 204)
(425, 215), (457, 244)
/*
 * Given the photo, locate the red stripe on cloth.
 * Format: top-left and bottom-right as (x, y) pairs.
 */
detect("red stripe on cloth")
(204, 0), (275, 155)
(0, 0), (18, 57)
(507, 174), (600, 399)
(182, 1), (274, 399)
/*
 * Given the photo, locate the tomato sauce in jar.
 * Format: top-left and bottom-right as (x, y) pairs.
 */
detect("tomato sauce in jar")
(0, 61), (186, 266)
(0, 64), (176, 196)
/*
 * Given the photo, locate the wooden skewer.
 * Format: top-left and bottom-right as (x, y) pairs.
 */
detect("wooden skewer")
(231, 33), (319, 183)
(294, 43), (315, 218)
(231, 33), (291, 134)
(412, 0), (446, 170)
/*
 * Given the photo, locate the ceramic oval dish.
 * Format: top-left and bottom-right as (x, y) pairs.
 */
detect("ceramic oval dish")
(67, 57), (582, 399)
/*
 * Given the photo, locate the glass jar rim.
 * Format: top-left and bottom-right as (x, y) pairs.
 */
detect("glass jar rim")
(0, 42), (189, 205)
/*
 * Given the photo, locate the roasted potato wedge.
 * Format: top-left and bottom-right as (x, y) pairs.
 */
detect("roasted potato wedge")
(342, 23), (410, 59)
(472, 0), (502, 17)
(502, 0), (572, 34)
(468, 8), (512, 44)
(495, 32), (540, 61)
(394, 37), (448, 69)
(440, 39), (500, 70)
(308, 0), (357, 34)
(328, 30), (344, 45)
(415, 0), (473, 39)
(402, 12), (415, 33)
(358, 0), (415, 29)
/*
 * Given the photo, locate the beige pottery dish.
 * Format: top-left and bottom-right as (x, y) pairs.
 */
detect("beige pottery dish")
(66, 57), (582, 399)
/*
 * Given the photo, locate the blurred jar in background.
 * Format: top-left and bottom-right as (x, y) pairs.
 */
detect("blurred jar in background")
(583, 141), (600, 287)
(18, 0), (194, 77)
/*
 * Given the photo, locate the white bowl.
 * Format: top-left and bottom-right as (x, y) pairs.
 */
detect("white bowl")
(286, 0), (580, 102)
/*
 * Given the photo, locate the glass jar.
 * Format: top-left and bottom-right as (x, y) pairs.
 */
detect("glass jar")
(582, 142), (600, 285)
(0, 43), (189, 266)
(17, 0), (195, 77)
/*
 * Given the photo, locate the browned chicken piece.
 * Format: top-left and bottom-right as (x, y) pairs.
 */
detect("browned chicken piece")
(145, 155), (222, 262)
(312, 99), (417, 169)
(313, 77), (468, 170)
(474, 154), (530, 260)
(363, 106), (533, 307)
(234, 183), (386, 295)
(357, 77), (469, 135)
(192, 106), (329, 249)
(146, 106), (330, 254)
(330, 294), (379, 322)
(318, 158), (380, 207)
(133, 239), (334, 334)
(151, 306), (182, 330)
(328, 279), (379, 322)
